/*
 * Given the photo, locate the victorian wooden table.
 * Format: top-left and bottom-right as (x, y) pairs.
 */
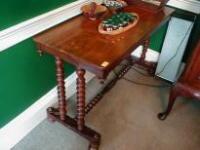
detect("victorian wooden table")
(33, 5), (174, 150)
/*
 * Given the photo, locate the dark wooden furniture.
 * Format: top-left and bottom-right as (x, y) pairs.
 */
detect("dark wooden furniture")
(158, 40), (200, 120)
(34, 5), (174, 150)
(131, 38), (157, 75)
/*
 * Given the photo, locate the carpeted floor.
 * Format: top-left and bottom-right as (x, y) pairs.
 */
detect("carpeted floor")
(12, 67), (200, 150)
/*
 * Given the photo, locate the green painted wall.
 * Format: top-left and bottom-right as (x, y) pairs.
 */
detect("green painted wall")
(150, 23), (169, 52)
(0, 0), (76, 127)
(0, 39), (74, 127)
(0, 0), (75, 31)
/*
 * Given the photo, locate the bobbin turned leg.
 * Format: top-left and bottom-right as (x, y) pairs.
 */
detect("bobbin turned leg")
(142, 38), (156, 75)
(47, 56), (67, 121)
(140, 38), (150, 64)
(144, 38), (157, 75)
(55, 56), (67, 120)
(47, 65), (101, 150)
(76, 68), (86, 131)
(132, 38), (150, 69)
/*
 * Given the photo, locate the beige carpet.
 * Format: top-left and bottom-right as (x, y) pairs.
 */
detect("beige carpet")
(13, 68), (200, 150)
(86, 70), (200, 150)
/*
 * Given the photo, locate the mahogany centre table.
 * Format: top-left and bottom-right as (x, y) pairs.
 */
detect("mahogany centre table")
(34, 5), (174, 150)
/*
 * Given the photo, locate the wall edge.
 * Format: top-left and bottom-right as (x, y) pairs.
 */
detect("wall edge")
(0, 0), (95, 52)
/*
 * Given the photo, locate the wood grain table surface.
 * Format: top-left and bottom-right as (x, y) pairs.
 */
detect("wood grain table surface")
(34, 5), (174, 78)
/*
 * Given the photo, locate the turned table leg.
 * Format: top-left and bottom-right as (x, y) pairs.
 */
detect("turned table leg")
(55, 56), (67, 121)
(140, 38), (150, 63)
(143, 38), (154, 74)
(140, 38), (156, 75)
(76, 68), (86, 131)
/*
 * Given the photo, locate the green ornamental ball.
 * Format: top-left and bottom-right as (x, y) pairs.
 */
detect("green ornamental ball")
(102, 12), (136, 31)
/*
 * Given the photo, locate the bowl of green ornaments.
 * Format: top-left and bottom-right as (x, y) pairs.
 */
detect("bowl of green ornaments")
(103, 0), (127, 14)
(98, 12), (139, 35)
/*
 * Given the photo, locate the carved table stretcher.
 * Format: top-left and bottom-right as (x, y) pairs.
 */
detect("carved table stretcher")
(33, 5), (174, 150)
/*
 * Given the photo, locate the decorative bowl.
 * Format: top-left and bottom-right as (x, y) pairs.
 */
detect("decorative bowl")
(103, 0), (127, 14)
(81, 2), (107, 20)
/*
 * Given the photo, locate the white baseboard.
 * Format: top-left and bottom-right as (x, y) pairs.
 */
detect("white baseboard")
(131, 46), (160, 63)
(0, 71), (95, 150)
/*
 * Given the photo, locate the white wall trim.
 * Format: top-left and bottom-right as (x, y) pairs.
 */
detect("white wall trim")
(168, 0), (200, 14)
(131, 46), (160, 62)
(0, 0), (104, 52)
(0, 71), (95, 150)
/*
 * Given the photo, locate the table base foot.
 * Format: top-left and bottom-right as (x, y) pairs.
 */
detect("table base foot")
(47, 116), (56, 123)
(46, 61), (133, 149)
(47, 107), (101, 150)
(88, 143), (100, 150)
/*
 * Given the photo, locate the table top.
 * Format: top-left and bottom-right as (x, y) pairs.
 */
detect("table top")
(34, 5), (174, 78)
